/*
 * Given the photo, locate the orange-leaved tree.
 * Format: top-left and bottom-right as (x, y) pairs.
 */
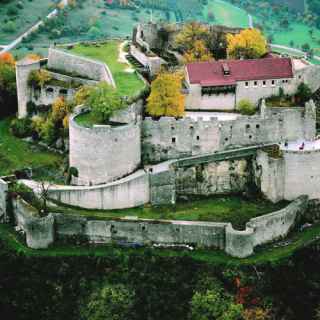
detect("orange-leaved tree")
(0, 52), (15, 66)
(226, 28), (267, 59)
(147, 72), (185, 118)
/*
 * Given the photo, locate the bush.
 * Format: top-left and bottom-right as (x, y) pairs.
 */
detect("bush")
(40, 117), (58, 145)
(296, 82), (312, 104)
(237, 99), (256, 115)
(10, 118), (32, 138)
(2, 20), (16, 33)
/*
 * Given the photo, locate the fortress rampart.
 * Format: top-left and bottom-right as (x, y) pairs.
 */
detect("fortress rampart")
(69, 108), (142, 186)
(142, 101), (316, 163)
(8, 191), (309, 258)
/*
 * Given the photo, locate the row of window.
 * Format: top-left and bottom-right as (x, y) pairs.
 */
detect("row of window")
(244, 79), (291, 88)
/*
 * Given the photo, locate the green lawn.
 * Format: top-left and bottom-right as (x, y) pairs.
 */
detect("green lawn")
(51, 196), (288, 230)
(0, 0), (55, 43)
(202, 0), (249, 28)
(271, 23), (320, 50)
(0, 118), (62, 177)
(69, 41), (145, 97)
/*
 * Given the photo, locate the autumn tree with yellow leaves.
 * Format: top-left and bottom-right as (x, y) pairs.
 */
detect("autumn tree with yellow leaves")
(183, 40), (213, 63)
(147, 72), (185, 118)
(175, 22), (210, 52)
(226, 28), (267, 59)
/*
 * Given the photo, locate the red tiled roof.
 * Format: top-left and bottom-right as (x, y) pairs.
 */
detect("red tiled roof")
(186, 58), (293, 86)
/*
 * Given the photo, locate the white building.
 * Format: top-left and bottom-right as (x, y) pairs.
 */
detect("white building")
(184, 57), (312, 111)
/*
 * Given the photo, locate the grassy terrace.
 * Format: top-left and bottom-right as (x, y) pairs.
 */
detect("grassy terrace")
(69, 41), (145, 97)
(0, 118), (62, 178)
(51, 196), (288, 230)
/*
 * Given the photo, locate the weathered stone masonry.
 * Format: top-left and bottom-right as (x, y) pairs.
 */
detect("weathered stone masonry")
(9, 193), (309, 258)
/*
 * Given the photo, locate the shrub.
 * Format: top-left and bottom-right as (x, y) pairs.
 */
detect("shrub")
(2, 20), (16, 33)
(28, 70), (52, 88)
(10, 118), (32, 138)
(237, 99), (256, 115)
(40, 117), (58, 145)
(296, 82), (312, 104)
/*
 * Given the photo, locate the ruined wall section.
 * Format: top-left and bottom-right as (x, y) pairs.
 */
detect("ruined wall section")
(13, 198), (54, 249)
(11, 195), (308, 258)
(142, 117), (220, 163)
(69, 109), (141, 186)
(142, 103), (316, 164)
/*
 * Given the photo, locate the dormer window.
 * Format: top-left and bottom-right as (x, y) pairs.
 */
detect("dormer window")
(222, 63), (230, 76)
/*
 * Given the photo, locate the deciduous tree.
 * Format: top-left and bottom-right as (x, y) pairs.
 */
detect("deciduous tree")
(175, 22), (210, 52)
(226, 28), (267, 59)
(183, 40), (213, 63)
(147, 72), (185, 118)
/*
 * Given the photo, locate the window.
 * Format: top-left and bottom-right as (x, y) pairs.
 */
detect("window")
(246, 124), (250, 129)
(196, 136), (200, 141)
(45, 87), (54, 97)
(256, 124), (260, 129)
(298, 75), (302, 80)
(253, 81), (258, 87)
(245, 81), (249, 88)
(262, 80), (266, 87)
(172, 137), (176, 144)
(59, 89), (68, 96)
(271, 80), (275, 86)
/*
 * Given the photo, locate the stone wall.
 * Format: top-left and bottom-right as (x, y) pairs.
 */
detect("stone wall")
(13, 198), (54, 249)
(16, 59), (42, 118)
(247, 195), (308, 246)
(69, 109), (141, 185)
(149, 162), (176, 205)
(225, 196), (308, 257)
(48, 170), (150, 210)
(142, 101), (316, 163)
(283, 149), (320, 200)
(257, 146), (320, 202)
(47, 48), (115, 86)
(130, 45), (162, 75)
(142, 116), (220, 163)
(110, 99), (144, 124)
(0, 179), (8, 222)
(11, 193), (308, 258)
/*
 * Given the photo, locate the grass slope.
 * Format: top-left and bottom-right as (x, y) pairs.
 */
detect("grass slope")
(0, 0), (55, 43)
(202, 0), (249, 28)
(271, 23), (320, 50)
(70, 41), (145, 97)
(0, 118), (62, 177)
